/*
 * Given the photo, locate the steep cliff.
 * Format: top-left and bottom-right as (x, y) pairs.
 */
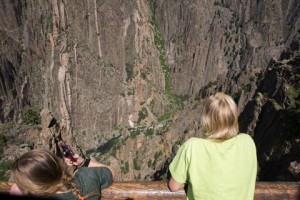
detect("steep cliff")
(0, 0), (172, 143)
(152, 0), (300, 181)
(154, 0), (299, 100)
(239, 54), (300, 181)
(0, 0), (299, 181)
(0, 0), (178, 181)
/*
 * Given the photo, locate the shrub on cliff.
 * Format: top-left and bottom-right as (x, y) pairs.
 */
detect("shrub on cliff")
(0, 160), (13, 181)
(24, 108), (41, 125)
(0, 135), (6, 154)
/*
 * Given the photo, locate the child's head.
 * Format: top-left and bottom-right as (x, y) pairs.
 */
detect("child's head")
(11, 149), (70, 196)
(201, 92), (239, 139)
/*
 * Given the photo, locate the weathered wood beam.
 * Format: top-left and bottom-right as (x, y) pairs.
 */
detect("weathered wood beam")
(101, 181), (185, 199)
(254, 182), (300, 200)
(0, 181), (299, 199)
(100, 181), (300, 200)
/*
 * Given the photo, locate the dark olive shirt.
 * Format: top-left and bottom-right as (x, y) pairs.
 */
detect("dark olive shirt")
(52, 167), (113, 200)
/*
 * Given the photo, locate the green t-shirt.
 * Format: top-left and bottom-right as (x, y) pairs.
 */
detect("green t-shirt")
(169, 133), (257, 200)
(52, 166), (113, 200)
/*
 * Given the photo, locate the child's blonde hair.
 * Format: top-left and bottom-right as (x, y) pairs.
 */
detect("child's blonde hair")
(201, 92), (239, 139)
(11, 149), (81, 197)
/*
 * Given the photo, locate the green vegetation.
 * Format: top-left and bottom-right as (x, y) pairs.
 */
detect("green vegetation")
(241, 83), (252, 93)
(129, 128), (141, 138)
(157, 111), (173, 122)
(283, 84), (300, 134)
(133, 157), (141, 170)
(141, 70), (148, 80)
(109, 139), (122, 158)
(127, 89), (135, 96)
(286, 85), (300, 100)
(125, 63), (134, 82)
(151, 150), (163, 168)
(202, 81), (217, 92)
(24, 108), (41, 125)
(154, 150), (162, 160)
(148, 0), (182, 121)
(0, 160), (13, 181)
(255, 72), (263, 84)
(145, 127), (154, 136)
(138, 108), (148, 123)
(110, 138), (125, 158)
(221, 12), (241, 69)
(121, 161), (129, 174)
(249, 76), (255, 82)
(0, 135), (7, 154)
(105, 136), (128, 158)
(114, 125), (124, 133)
(134, 173), (141, 181)
(147, 159), (152, 168)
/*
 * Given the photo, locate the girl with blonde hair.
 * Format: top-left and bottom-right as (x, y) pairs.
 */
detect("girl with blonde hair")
(168, 92), (257, 200)
(10, 149), (114, 200)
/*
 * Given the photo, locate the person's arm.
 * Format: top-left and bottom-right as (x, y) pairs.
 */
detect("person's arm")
(168, 177), (185, 192)
(87, 159), (115, 178)
(64, 154), (115, 179)
(9, 183), (23, 196)
(168, 141), (190, 192)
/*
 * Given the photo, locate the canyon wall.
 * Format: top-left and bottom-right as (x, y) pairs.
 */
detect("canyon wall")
(0, 0), (299, 181)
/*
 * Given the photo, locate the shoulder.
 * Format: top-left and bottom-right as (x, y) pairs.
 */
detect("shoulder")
(187, 137), (205, 143)
(180, 137), (206, 152)
(77, 166), (112, 178)
(236, 133), (256, 147)
(183, 137), (203, 146)
(75, 166), (113, 190)
(237, 133), (254, 141)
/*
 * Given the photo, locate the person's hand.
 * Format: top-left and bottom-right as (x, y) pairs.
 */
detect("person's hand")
(64, 154), (85, 166)
(10, 184), (23, 196)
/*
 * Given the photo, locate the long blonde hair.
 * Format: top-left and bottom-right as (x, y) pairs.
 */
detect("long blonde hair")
(201, 92), (239, 139)
(11, 149), (81, 198)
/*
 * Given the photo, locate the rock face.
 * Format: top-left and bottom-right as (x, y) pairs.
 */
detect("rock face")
(0, 0), (299, 181)
(154, 0), (300, 97)
(239, 55), (300, 181)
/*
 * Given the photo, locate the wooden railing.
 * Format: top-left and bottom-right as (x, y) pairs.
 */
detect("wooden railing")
(0, 181), (299, 199)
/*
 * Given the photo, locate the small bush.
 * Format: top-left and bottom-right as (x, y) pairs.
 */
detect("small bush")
(0, 135), (7, 154)
(130, 129), (141, 138)
(154, 150), (162, 160)
(145, 127), (154, 136)
(133, 157), (141, 170)
(0, 160), (14, 181)
(148, 159), (152, 168)
(138, 108), (148, 123)
(158, 112), (172, 122)
(286, 86), (300, 99)
(24, 108), (41, 125)
(125, 63), (134, 82)
(135, 173), (141, 181)
(141, 71), (147, 80)
(121, 161), (129, 174)
(152, 150), (163, 168)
